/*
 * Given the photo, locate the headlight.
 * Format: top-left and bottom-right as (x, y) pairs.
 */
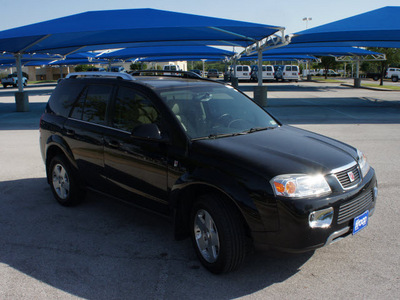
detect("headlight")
(270, 174), (331, 198)
(357, 149), (370, 178)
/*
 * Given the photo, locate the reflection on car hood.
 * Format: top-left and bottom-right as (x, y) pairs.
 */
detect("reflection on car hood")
(192, 125), (357, 177)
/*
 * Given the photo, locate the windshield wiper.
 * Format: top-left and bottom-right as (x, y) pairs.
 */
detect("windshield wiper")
(245, 126), (277, 134)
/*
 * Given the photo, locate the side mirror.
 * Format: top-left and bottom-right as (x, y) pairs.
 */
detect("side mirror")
(131, 123), (163, 140)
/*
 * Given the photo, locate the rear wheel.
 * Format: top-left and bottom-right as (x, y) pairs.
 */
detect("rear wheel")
(190, 194), (246, 274)
(392, 76), (398, 82)
(49, 155), (84, 206)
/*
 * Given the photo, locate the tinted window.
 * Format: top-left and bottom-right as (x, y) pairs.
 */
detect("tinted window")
(70, 84), (112, 125)
(112, 86), (159, 132)
(237, 66), (243, 72)
(266, 66), (273, 71)
(243, 66), (250, 72)
(285, 66), (291, 71)
(47, 80), (85, 117)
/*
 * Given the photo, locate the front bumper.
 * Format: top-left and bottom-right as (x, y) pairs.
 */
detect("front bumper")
(253, 169), (377, 253)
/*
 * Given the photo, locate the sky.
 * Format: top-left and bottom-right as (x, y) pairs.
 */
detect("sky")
(0, 0), (399, 34)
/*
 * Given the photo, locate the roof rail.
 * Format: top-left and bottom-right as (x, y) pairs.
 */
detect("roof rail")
(130, 70), (203, 79)
(66, 72), (135, 80)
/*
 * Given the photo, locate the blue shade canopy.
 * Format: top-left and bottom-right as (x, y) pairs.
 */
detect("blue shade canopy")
(250, 46), (381, 56)
(239, 54), (318, 61)
(291, 6), (400, 47)
(99, 46), (235, 60)
(132, 56), (229, 62)
(0, 8), (283, 55)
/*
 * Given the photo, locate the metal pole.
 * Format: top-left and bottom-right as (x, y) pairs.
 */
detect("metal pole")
(15, 53), (23, 93)
(257, 46), (263, 86)
(356, 58), (360, 78)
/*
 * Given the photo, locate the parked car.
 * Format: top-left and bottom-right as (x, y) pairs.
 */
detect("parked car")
(189, 69), (202, 76)
(226, 65), (251, 80)
(250, 65), (274, 81)
(1, 73), (28, 88)
(317, 69), (340, 77)
(109, 66), (126, 72)
(40, 71), (377, 274)
(275, 65), (300, 82)
(385, 67), (400, 82)
(207, 69), (219, 78)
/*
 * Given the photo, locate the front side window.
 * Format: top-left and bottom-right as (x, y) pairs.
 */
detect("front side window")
(112, 86), (159, 132)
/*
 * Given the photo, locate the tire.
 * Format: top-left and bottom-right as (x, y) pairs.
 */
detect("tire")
(373, 76), (379, 81)
(392, 76), (398, 82)
(2, 84), (6, 88)
(48, 155), (84, 206)
(190, 194), (246, 274)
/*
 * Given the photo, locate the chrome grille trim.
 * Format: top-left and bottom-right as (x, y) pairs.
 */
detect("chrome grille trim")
(337, 190), (374, 224)
(333, 163), (361, 190)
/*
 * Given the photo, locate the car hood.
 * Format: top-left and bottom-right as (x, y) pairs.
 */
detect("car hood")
(191, 125), (358, 178)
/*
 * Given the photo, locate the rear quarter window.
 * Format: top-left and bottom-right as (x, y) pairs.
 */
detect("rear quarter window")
(46, 80), (86, 117)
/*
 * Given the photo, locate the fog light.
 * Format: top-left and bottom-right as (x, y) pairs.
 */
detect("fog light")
(309, 207), (334, 228)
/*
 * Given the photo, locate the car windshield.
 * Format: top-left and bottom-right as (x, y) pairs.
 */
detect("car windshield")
(157, 83), (278, 139)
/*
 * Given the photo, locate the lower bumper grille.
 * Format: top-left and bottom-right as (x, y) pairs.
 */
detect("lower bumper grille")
(337, 189), (374, 224)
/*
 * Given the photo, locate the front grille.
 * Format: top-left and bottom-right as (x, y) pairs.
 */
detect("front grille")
(337, 190), (374, 224)
(335, 164), (360, 189)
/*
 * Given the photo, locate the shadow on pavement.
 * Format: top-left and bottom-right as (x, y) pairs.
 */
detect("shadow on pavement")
(0, 102), (47, 130)
(0, 177), (313, 299)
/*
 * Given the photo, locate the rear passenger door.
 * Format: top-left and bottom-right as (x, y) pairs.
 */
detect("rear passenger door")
(103, 85), (169, 214)
(63, 84), (113, 189)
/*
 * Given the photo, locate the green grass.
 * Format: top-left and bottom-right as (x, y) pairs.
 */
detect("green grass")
(362, 83), (400, 90)
(311, 77), (345, 83)
(30, 80), (57, 84)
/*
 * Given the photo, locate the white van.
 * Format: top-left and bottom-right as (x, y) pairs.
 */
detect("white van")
(163, 65), (181, 76)
(282, 65), (300, 81)
(250, 65), (274, 81)
(227, 65), (251, 81)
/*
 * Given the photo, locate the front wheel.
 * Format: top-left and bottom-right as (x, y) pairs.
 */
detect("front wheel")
(191, 194), (246, 274)
(48, 155), (84, 206)
(392, 76), (398, 82)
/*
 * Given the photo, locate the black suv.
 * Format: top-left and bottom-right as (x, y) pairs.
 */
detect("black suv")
(40, 71), (377, 274)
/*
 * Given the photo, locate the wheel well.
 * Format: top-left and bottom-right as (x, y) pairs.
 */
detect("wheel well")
(173, 184), (252, 241)
(45, 146), (68, 182)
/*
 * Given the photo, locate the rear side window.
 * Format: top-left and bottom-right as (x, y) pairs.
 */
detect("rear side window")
(47, 80), (86, 117)
(70, 84), (113, 125)
(111, 86), (160, 132)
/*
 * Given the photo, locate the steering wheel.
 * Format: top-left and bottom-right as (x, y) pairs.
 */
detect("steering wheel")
(228, 119), (247, 129)
(217, 113), (233, 126)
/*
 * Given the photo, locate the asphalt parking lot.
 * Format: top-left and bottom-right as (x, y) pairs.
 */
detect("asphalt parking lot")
(0, 81), (399, 299)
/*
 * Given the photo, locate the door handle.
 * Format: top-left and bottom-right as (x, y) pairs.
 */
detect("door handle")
(66, 129), (75, 136)
(107, 140), (121, 148)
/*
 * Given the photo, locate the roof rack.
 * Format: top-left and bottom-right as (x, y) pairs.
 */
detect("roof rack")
(66, 72), (135, 80)
(129, 70), (203, 79)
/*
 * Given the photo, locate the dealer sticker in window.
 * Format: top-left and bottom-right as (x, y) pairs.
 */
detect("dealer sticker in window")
(353, 210), (369, 235)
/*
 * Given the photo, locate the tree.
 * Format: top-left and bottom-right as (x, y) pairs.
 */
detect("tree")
(317, 56), (339, 79)
(130, 63), (147, 71)
(367, 47), (400, 85)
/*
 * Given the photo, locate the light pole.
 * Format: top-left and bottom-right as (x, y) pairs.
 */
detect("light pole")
(302, 17), (312, 29)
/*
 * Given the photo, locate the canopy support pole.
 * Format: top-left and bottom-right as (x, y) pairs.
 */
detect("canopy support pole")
(257, 45), (263, 87)
(14, 53), (29, 112)
(253, 42), (268, 107)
